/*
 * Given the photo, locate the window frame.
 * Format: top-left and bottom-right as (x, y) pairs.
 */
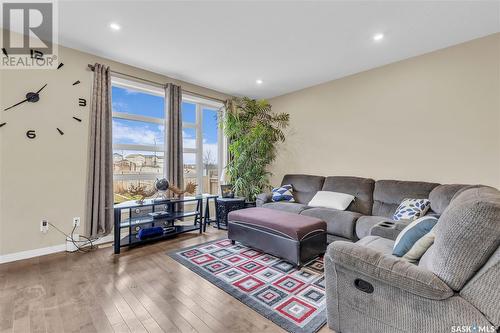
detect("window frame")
(111, 77), (225, 195)
(112, 77), (166, 187)
(182, 93), (225, 195)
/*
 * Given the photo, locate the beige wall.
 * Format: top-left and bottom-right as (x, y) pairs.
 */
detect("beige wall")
(1, 33), (499, 257)
(268, 33), (500, 189)
(0, 35), (230, 256)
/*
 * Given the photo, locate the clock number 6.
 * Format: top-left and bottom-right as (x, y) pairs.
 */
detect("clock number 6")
(26, 130), (36, 139)
(79, 98), (87, 107)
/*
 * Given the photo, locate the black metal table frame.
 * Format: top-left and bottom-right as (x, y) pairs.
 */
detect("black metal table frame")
(214, 197), (247, 230)
(202, 195), (219, 232)
(114, 196), (204, 254)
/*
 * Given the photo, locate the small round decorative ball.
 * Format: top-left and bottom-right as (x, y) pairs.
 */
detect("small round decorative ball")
(155, 178), (170, 192)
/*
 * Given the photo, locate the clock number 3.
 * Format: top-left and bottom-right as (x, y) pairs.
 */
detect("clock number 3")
(26, 130), (36, 139)
(79, 98), (87, 107)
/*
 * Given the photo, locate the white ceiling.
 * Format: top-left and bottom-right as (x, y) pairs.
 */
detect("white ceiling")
(56, 1), (499, 99)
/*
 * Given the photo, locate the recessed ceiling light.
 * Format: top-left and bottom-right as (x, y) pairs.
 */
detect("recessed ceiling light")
(109, 23), (121, 31)
(373, 33), (384, 41)
(256, 79), (263, 85)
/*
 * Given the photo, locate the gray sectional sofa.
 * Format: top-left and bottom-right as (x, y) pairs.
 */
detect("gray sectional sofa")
(324, 186), (500, 332)
(258, 174), (499, 332)
(256, 174), (474, 243)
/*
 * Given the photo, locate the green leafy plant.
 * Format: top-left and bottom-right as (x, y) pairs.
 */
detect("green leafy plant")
(223, 97), (290, 201)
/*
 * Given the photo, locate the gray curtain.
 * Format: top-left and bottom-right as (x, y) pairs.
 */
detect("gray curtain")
(86, 63), (113, 237)
(166, 83), (184, 196)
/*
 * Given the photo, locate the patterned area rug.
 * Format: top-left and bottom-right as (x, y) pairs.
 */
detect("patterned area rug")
(169, 239), (326, 333)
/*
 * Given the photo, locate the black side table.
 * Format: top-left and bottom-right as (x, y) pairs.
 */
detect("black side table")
(215, 197), (246, 230)
(202, 194), (218, 232)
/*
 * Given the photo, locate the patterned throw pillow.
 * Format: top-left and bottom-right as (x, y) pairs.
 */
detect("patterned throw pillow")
(271, 184), (295, 202)
(403, 231), (435, 263)
(393, 198), (431, 221)
(393, 216), (438, 257)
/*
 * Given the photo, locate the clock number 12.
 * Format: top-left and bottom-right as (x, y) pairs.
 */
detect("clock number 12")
(30, 49), (43, 59)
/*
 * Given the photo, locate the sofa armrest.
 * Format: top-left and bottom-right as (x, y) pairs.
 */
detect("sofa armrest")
(256, 192), (272, 207)
(370, 220), (410, 240)
(327, 241), (453, 300)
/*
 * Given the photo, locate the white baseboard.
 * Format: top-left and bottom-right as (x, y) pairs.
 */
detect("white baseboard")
(0, 235), (114, 264)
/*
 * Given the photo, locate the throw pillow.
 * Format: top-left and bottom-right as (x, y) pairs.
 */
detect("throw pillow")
(393, 216), (438, 257)
(393, 198), (431, 221)
(308, 191), (355, 210)
(272, 184), (295, 202)
(403, 231), (435, 263)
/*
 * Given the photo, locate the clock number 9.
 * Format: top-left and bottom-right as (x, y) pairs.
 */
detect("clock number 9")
(26, 130), (36, 139)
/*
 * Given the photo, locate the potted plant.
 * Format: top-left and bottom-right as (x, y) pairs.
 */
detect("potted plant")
(223, 97), (290, 202)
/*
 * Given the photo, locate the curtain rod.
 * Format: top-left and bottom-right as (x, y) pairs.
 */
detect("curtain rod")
(87, 64), (226, 104)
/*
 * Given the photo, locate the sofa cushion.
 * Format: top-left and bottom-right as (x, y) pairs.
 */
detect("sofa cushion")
(301, 208), (361, 240)
(356, 235), (395, 255)
(228, 207), (326, 241)
(392, 216), (438, 257)
(355, 215), (395, 239)
(271, 184), (295, 202)
(419, 187), (500, 291)
(392, 198), (431, 221)
(262, 202), (310, 214)
(321, 176), (375, 215)
(281, 174), (325, 204)
(372, 180), (439, 218)
(403, 231), (435, 263)
(329, 240), (454, 300)
(307, 191), (355, 210)
(429, 184), (473, 214)
(326, 234), (351, 243)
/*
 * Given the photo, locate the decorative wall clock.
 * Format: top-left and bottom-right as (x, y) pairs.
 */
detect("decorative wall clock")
(0, 48), (87, 139)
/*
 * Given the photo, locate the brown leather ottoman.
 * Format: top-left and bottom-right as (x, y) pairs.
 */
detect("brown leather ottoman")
(228, 207), (327, 266)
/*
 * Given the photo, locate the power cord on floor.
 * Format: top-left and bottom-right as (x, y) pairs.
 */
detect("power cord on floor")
(48, 222), (101, 253)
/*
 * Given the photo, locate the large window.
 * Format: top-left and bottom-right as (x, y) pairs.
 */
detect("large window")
(181, 98), (224, 196)
(112, 77), (224, 203)
(112, 78), (165, 203)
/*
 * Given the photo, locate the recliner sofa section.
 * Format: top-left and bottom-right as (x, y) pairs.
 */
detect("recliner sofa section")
(324, 186), (500, 332)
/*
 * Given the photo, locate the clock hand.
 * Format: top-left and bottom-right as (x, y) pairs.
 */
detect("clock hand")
(4, 98), (29, 111)
(4, 84), (47, 111)
(36, 84), (47, 94)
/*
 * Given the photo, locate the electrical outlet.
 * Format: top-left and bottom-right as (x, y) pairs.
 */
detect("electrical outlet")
(40, 219), (49, 233)
(73, 217), (81, 227)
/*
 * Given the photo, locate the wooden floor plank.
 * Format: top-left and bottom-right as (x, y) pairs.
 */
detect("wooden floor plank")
(0, 289), (15, 332)
(129, 258), (223, 332)
(146, 255), (281, 333)
(0, 227), (332, 333)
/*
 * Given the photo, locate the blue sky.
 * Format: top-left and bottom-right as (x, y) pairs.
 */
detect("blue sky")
(112, 86), (219, 164)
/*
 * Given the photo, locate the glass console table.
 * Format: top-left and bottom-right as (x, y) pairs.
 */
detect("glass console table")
(113, 196), (208, 254)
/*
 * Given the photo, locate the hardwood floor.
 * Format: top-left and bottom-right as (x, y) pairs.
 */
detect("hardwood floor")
(0, 228), (332, 333)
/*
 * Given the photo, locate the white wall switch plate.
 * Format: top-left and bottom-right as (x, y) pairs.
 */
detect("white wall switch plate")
(40, 219), (49, 233)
